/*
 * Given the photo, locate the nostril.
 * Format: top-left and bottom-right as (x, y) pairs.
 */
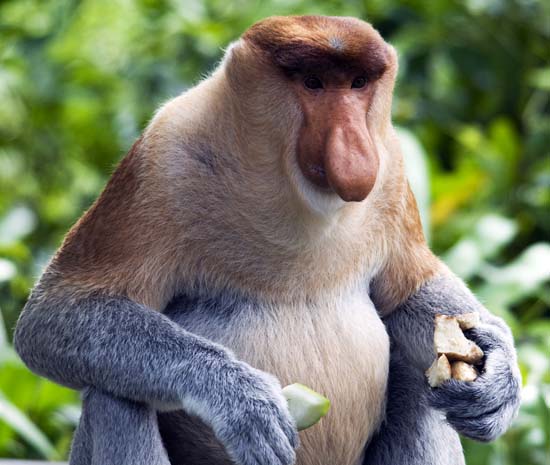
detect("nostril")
(308, 163), (326, 179)
(301, 162), (330, 189)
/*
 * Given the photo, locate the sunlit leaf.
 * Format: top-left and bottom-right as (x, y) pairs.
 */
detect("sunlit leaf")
(0, 205), (36, 246)
(0, 259), (16, 283)
(0, 392), (57, 459)
(529, 68), (550, 91)
(398, 127), (431, 240)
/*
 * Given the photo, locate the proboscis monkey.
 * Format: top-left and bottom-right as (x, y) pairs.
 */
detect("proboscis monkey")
(15, 15), (520, 465)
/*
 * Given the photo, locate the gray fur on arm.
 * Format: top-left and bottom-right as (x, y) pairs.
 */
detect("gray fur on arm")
(14, 286), (233, 408)
(365, 273), (521, 464)
(70, 387), (171, 465)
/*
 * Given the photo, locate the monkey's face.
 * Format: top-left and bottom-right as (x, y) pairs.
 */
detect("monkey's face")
(230, 15), (398, 213)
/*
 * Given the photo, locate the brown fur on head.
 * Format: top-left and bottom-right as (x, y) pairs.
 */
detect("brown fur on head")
(243, 16), (389, 82)
(50, 15), (438, 309)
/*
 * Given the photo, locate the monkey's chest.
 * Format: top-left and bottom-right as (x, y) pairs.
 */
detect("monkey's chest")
(164, 291), (390, 465)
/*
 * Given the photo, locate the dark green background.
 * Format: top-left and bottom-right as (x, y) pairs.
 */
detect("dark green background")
(0, 0), (548, 463)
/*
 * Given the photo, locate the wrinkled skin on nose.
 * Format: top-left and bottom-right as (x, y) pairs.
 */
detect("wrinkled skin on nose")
(297, 91), (378, 202)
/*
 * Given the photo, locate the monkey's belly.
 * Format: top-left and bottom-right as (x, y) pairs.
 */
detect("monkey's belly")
(161, 290), (389, 465)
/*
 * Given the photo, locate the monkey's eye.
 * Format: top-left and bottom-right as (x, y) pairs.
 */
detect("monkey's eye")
(304, 76), (323, 90)
(351, 76), (367, 89)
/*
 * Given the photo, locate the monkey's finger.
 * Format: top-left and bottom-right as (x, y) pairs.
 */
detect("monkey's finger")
(428, 350), (520, 417)
(282, 421), (299, 450)
(247, 428), (293, 465)
(463, 325), (509, 353)
(445, 396), (520, 442)
(429, 377), (516, 418)
(276, 409), (299, 449)
(259, 418), (297, 464)
(252, 437), (293, 465)
(263, 396), (299, 449)
(223, 430), (264, 465)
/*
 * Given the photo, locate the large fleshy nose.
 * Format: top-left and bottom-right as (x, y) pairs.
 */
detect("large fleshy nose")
(296, 92), (379, 202)
(323, 124), (378, 202)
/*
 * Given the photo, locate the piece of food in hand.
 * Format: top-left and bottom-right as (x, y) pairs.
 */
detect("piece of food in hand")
(426, 354), (452, 387)
(282, 383), (330, 431)
(434, 315), (484, 363)
(426, 313), (484, 387)
(451, 361), (478, 382)
(455, 312), (480, 330)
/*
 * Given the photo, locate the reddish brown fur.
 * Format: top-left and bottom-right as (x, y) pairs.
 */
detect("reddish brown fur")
(244, 16), (389, 79)
(371, 184), (443, 316)
(55, 138), (143, 278)
(47, 137), (183, 309)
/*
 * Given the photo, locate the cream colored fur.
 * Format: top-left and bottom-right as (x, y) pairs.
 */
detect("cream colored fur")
(123, 38), (407, 307)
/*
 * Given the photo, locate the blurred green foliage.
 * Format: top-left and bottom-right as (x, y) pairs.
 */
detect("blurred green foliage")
(0, 0), (549, 463)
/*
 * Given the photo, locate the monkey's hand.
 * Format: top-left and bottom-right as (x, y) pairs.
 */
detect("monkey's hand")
(207, 361), (298, 465)
(428, 322), (521, 442)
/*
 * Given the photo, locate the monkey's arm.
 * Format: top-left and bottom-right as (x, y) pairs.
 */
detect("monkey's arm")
(366, 269), (520, 465)
(381, 273), (521, 441)
(16, 288), (232, 404)
(370, 188), (521, 443)
(15, 285), (297, 465)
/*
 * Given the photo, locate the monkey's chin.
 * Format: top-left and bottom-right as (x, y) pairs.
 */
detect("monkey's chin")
(294, 175), (347, 217)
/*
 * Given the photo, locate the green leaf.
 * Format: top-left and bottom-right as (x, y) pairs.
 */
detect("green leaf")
(529, 68), (550, 91)
(0, 258), (16, 283)
(0, 205), (36, 246)
(398, 127), (431, 242)
(0, 308), (7, 350)
(0, 391), (57, 459)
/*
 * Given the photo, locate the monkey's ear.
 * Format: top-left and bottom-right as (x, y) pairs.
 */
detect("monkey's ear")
(222, 38), (267, 92)
(221, 40), (244, 63)
(221, 39), (244, 74)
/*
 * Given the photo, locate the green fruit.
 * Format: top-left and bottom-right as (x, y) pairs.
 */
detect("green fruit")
(282, 383), (330, 431)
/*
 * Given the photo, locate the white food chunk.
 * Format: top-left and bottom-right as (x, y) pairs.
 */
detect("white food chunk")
(455, 312), (480, 330)
(426, 354), (452, 387)
(434, 315), (484, 363)
(451, 361), (478, 382)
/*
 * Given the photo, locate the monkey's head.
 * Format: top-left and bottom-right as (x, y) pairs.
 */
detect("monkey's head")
(224, 16), (399, 214)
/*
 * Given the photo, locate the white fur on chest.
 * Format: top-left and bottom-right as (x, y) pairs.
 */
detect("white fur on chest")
(171, 290), (390, 465)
